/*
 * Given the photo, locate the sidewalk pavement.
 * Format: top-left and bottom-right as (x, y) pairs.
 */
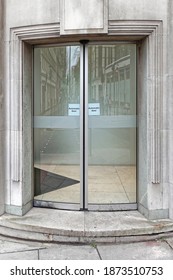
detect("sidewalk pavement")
(0, 235), (173, 260)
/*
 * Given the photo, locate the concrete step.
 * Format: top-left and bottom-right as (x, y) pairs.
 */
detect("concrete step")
(0, 208), (173, 243)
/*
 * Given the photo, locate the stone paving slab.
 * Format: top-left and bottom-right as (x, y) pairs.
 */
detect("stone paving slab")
(0, 250), (39, 260)
(0, 236), (173, 260)
(0, 238), (45, 254)
(39, 244), (100, 260)
(165, 238), (173, 249)
(97, 240), (173, 260)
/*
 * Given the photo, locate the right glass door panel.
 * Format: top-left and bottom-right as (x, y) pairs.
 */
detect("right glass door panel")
(88, 45), (136, 206)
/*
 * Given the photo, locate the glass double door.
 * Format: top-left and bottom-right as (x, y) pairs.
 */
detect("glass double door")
(33, 43), (136, 210)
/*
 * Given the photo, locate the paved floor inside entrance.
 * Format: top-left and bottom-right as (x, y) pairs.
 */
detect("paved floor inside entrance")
(34, 165), (136, 204)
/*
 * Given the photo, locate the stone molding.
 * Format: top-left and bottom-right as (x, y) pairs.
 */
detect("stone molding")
(109, 20), (163, 184)
(108, 20), (162, 36)
(0, 0), (5, 215)
(9, 20), (162, 191)
(10, 23), (60, 182)
(10, 23), (60, 41)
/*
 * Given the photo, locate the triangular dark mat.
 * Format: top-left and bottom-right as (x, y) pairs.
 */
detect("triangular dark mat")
(34, 168), (80, 196)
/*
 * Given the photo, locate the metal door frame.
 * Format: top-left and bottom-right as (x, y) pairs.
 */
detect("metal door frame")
(34, 42), (137, 211)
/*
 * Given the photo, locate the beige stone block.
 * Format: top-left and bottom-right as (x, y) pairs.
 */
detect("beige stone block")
(88, 192), (129, 204)
(60, 0), (108, 35)
(126, 192), (136, 203)
(88, 183), (124, 193)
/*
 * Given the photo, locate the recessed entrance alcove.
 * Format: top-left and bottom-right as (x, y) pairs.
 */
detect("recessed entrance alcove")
(6, 20), (166, 221)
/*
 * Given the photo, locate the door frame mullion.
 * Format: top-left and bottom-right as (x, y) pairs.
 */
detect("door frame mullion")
(80, 44), (84, 210)
(80, 41), (88, 210)
(84, 43), (88, 210)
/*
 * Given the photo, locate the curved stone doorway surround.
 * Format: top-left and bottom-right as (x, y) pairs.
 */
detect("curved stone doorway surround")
(7, 20), (165, 219)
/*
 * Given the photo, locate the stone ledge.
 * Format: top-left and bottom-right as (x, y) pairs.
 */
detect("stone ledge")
(0, 208), (173, 243)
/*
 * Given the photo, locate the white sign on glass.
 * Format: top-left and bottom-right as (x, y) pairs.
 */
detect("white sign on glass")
(68, 103), (100, 116)
(88, 103), (100, 115)
(68, 104), (80, 116)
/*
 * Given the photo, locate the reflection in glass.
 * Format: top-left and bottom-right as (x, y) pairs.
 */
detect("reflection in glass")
(88, 45), (136, 205)
(33, 44), (137, 210)
(34, 46), (80, 206)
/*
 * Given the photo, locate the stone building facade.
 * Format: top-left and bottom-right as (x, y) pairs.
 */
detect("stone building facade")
(0, 0), (173, 221)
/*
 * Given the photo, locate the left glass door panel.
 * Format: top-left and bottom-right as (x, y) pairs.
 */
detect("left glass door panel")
(33, 46), (81, 209)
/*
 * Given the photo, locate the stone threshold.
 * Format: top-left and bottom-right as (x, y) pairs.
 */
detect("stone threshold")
(0, 208), (173, 244)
